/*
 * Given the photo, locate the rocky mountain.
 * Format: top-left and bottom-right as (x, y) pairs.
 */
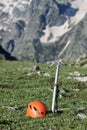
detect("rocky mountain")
(0, 0), (87, 62)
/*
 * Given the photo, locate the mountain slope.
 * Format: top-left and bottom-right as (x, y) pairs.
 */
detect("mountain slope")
(0, 0), (87, 62)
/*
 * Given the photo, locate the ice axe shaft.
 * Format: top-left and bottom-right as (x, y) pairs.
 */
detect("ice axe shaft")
(51, 61), (64, 113)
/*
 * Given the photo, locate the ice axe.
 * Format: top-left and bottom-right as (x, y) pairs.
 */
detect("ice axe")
(50, 60), (65, 113)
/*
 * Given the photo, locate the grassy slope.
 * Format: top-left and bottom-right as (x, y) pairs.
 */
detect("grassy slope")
(0, 61), (87, 130)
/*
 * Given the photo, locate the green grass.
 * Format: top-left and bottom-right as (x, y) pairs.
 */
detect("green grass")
(0, 60), (87, 130)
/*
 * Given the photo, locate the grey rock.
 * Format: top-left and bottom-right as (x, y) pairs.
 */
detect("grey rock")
(76, 113), (87, 120)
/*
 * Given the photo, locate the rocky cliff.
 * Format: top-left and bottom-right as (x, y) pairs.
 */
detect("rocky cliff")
(0, 0), (87, 62)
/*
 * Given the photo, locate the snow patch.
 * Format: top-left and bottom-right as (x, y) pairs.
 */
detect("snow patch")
(58, 40), (70, 57)
(40, 20), (71, 43)
(18, 0), (32, 5)
(0, 0), (33, 19)
(71, 0), (87, 24)
(40, 0), (87, 43)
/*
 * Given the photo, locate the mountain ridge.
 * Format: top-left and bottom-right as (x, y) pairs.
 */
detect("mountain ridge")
(0, 0), (87, 62)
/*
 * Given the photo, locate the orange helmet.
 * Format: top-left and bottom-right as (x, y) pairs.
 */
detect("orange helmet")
(26, 101), (48, 118)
